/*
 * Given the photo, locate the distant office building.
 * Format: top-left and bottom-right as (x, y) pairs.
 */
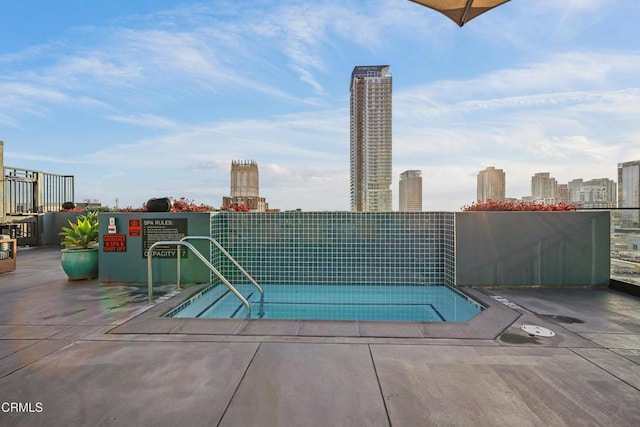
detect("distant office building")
(567, 178), (616, 208)
(618, 160), (640, 228)
(567, 179), (584, 202)
(531, 172), (558, 201)
(399, 170), (422, 211)
(580, 178), (616, 208)
(222, 160), (268, 212)
(556, 184), (570, 204)
(477, 166), (505, 202)
(350, 65), (392, 212)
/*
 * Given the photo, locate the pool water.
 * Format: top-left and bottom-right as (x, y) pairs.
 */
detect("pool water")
(164, 284), (484, 322)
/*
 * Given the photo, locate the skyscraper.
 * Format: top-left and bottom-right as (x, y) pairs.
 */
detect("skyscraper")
(350, 65), (392, 212)
(477, 166), (505, 202)
(399, 170), (422, 211)
(618, 160), (640, 228)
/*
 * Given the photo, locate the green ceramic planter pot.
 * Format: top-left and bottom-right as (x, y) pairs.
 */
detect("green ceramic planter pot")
(60, 248), (99, 280)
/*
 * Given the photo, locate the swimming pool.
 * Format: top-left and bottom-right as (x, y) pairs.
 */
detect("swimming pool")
(164, 283), (484, 322)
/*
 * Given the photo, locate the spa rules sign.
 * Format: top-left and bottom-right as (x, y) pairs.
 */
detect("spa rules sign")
(142, 218), (188, 258)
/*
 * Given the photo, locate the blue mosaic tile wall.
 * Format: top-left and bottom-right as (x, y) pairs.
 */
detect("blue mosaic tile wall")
(210, 212), (454, 286)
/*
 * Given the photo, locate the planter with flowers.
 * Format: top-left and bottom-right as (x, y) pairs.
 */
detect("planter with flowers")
(59, 211), (99, 280)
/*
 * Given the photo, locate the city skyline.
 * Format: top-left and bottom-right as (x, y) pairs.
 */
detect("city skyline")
(476, 165), (619, 206)
(1, 1), (639, 211)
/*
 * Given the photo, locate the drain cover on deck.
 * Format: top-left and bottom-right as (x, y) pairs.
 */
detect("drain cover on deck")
(521, 325), (556, 337)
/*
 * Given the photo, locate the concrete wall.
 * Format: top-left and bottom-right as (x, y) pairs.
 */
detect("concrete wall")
(98, 212), (212, 284)
(41, 212), (84, 246)
(455, 211), (610, 286)
(41, 210), (612, 287)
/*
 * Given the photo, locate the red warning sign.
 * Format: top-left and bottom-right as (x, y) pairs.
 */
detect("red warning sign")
(128, 218), (141, 237)
(103, 234), (126, 252)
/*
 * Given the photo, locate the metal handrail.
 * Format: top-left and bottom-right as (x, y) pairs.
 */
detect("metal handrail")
(146, 240), (251, 317)
(180, 235), (264, 317)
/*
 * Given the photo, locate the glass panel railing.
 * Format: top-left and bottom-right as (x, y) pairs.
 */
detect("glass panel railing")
(607, 208), (640, 286)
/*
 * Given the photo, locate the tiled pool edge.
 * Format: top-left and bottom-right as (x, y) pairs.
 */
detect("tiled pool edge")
(108, 286), (520, 340)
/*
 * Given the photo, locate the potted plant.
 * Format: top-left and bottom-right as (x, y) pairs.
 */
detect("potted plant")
(59, 211), (99, 280)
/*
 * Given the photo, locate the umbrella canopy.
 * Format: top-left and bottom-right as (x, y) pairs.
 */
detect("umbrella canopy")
(409, 0), (511, 27)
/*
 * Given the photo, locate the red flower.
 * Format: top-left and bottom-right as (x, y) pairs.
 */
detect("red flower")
(462, 200), (576, 212)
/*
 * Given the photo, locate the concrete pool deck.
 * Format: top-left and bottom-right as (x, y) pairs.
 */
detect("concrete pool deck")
(1, 247), (639, 426)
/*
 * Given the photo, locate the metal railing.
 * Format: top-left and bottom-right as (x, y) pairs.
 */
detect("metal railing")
(0, 218), (38, 247)
(3, 166), (74, 214)
(146, 240), (252, 317)
(180, 235), (264, 317)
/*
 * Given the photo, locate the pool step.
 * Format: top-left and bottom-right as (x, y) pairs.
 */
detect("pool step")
(199, 288), (253, 318)
(171, 284), (230, 318)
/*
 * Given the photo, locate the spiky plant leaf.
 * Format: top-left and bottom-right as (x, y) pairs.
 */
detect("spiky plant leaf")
(59, 212), (99, 249)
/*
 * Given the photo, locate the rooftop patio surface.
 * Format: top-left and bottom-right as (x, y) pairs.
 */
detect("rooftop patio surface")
(1, 248), (640, 426)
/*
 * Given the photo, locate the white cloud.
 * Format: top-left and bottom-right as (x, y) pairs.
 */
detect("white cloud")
(106, 113), (182, 130)
(264, 163), (294, 178)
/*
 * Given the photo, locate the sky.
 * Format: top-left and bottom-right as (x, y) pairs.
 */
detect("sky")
(1, 0), (639, 211)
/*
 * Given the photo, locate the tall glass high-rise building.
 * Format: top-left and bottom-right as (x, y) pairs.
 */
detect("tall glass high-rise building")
(618, 160), (640, 228)
(350, 65), (392, 212)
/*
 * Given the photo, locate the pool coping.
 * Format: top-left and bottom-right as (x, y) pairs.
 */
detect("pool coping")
(108, 285), (521, 340)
